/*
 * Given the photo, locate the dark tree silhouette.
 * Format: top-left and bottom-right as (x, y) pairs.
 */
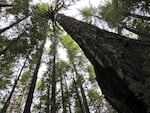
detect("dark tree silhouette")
(128, 13), (150, 21)
(0, 17), (27, 34)
(0, 4), (13, 8)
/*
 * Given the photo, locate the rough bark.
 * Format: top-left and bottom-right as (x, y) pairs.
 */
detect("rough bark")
(23, 40), (45, 113)
(54, 14), (150, 113)
(0, 59), (27, 113)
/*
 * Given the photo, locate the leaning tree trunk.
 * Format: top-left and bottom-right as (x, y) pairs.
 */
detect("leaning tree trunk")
(51, 14), (150, 113)
(23, 40), (45, 113)
(80, 84), (90, 113)
(122, 25), (150, 40)
(17, 82), (29, 113)
(73, 77), (85, 113)
(129, 13), (150, 21)
(0, 59), (27, 113)
(0, 4), (13, 8)
(0, 16), (27, 34)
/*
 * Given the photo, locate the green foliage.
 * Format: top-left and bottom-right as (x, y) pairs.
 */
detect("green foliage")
(61, 35), (80, 61)
(36, 78), (45, 90)
(89, 89), (102, 101)
(19, 71), (32, 85)
(74, 99), (81, 113)
(0, 79), (11, 89)
(0, 36), (9, 51)
(80, 5), (97, 23)
(101, 1), (124, 28)
(0, 56), (14, 90)
(79, 3), (102, 25)
(31, 3), (49, 24)
(87, 66), (95, 83)
(56, 60), (70, 75)
(6, 0), (29, 16)
(100, 0), (150, 37)
(37, 3), (49, 13)
(79, 0), (150, 38)
(0, 1), (118, 112)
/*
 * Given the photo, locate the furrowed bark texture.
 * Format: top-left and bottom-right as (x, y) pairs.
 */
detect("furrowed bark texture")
(55, 14), (150, 113)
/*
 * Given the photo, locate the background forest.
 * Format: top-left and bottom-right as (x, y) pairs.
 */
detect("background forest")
(0, 0), (149, 113)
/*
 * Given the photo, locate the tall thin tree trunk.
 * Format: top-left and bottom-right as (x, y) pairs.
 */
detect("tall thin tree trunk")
(51, 37), (57, 113)
(72, 63), (90, 113)
(80, 84), (90, 113)
(46, 69), (53, 113)
(0, 16), (27, 34)
(129, 13), (150, 21)
(72, 76), (85, 113)
(16, 73), (32, 113)
(60, 74), (67, 113)
(0, 59), (27, 113)
(46, 78), (50, 113)
(53, 14), (149, 113)
(123, 25), (150, 40)
(17, 85), (28, 113)
(23, 40), (45, 113)
(64, 77), (72, 113)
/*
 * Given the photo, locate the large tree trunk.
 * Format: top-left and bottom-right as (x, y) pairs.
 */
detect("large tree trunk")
(54, 14), (150, 113)
(0, 59), (27, 113)
(23, 40), (45, 113)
